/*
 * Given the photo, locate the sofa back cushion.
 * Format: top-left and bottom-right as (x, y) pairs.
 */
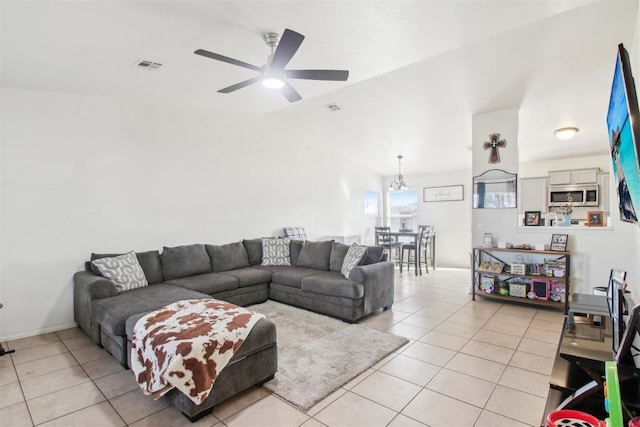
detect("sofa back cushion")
(206, 242), (250, 272)
(296, 240), (332, 271)
(91, 250), (164, 284)
(361, 245), (384, 265)
(243, 239), (263, 266)
(290, 240), (304, 265)
(161, 244), (211, 280)
(329, 242), (350, 272)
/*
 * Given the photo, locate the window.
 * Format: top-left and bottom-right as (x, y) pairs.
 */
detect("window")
(363, 190), (380, 244)
(387, 190), (418, 230)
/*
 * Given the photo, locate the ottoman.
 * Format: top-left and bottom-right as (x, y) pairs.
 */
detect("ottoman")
(125, 312), (277, 421)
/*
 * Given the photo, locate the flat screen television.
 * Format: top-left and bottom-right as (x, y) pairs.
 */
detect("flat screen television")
(616, 301), (640, 367)
(607, 269), (628, 354)
(607, 43), (640, 224)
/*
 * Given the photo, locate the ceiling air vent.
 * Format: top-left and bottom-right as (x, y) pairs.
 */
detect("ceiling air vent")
(324, 103), (341, 112)
(133, 59), (163, 70)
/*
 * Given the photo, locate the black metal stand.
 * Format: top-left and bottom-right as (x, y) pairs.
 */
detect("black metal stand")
(0, 344), (15, 357)
(0, 303), (15, 356)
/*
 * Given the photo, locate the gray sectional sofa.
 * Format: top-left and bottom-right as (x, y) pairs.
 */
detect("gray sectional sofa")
(73, 238), (394, 420)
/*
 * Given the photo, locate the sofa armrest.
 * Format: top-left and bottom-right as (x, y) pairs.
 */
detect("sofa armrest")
(74, 271), (117, 343)
(348, 261), (394, 316)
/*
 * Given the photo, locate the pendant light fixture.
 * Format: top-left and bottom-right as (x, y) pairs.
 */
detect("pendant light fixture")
(389, 155), (408, 191)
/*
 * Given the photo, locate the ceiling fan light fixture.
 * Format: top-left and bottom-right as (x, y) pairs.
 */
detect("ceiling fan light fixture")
(262, 77), (285, 89)
(554, 127), (579, 140)
(389, 155), (408, 191)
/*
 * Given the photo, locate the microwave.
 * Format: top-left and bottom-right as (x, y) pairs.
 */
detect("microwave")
(548, 185), (599, 207)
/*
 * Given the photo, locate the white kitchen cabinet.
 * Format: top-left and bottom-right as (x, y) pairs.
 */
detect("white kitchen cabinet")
(519, 177), (548, 214)
(549, 168), (598, 185)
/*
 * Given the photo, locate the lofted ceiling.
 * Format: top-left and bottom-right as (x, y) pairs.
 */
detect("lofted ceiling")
(1, 1), (638, 176)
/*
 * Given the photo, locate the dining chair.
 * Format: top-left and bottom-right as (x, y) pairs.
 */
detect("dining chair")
(374, 226), (402, 265)
(400, 225), (434, 275)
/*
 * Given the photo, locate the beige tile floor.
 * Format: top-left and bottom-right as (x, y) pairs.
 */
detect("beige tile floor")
(0, 268), (564, 426)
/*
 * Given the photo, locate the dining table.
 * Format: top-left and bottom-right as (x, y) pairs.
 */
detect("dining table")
(389, 230), (436, 275)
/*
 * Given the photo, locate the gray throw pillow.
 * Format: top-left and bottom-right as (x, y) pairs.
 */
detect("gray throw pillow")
(262, 238), (292, 266)
(296, 240), (332, 271)
(341, 243), (368, 278)
(91, 251), (148, 293)
(206, 242), (250, 272)
(161, 244), (211, 280)
(361, 246), (384, 265)
(330, 242), (350, 272)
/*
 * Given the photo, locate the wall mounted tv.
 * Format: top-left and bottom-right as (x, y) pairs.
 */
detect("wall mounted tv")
(607, 43), (640, 224)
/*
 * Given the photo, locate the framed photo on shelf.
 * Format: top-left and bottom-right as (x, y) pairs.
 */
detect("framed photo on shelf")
(550, 234), (568, 251)
(524, 211), (541, 226)
(511, 263), (526, 275)
(531, 279), (549, 300)
(587, 210), (605, 227)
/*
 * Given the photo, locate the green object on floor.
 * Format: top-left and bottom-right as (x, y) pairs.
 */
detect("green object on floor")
(604, 361), (623, 427)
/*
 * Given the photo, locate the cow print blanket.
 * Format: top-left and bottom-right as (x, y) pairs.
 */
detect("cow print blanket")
(130, 298), (265, 404)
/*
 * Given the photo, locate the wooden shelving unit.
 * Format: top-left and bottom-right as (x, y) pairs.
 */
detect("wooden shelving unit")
(472, 246), (571, 313)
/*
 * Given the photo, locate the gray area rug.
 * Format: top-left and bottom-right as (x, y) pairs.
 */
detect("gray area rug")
(248, 301), (408, 411)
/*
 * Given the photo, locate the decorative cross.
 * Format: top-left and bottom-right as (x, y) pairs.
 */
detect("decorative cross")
(483, 133), (507, 164)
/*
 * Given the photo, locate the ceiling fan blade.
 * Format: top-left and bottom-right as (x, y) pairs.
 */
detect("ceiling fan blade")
(285, 69), (349, 81)
(194, 49), (262, 72)
(281, 82), (303, 103)
(218, 77), (263, 93)
(270, 29), (305, 71)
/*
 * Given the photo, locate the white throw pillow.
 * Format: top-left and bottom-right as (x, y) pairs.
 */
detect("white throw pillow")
(261, 238), (292, 266)
(341, 243), (367, 278)
(91, 251), (148, 293)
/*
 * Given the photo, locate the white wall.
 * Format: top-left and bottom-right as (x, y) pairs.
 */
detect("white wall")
(0, 88), (383, 340)
(471, 108), (520, 248)
(383, 169), (472, 268)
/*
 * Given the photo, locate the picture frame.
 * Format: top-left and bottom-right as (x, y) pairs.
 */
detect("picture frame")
(524, 211), (541, 226)
(587, 210), (605, 227)
(550, 234), (568, 252)
(423, 185), (464, 202)
(531, 279), (549, 300)
(511, 263), (526, 275)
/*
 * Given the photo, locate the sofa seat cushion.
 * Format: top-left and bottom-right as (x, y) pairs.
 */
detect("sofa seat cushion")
(271, 267), (323, 289)
(165, 272), (238, 295)
(220, 267), (272, 288)
(93, 284), (208, 337)
(301, 271), (364, 300)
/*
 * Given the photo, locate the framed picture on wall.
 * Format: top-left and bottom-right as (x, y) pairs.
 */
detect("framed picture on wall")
(524, 211), (541, 226)
(550, 234), (568, 251)
(423, 185), (464, 202)
(587, 210), (605, 227)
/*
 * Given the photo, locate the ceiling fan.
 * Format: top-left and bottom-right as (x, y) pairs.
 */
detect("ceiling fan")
(194, 29), (349, 103)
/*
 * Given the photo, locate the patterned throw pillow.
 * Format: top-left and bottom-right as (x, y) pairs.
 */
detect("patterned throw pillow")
(91, 251), (148, 293)
(341, 243), (368, 279)
(262, 238), (292, 266)
(283, 226), (307, 241)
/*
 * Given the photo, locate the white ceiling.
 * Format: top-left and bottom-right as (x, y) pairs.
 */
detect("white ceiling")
(1, 1), (638, 175)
